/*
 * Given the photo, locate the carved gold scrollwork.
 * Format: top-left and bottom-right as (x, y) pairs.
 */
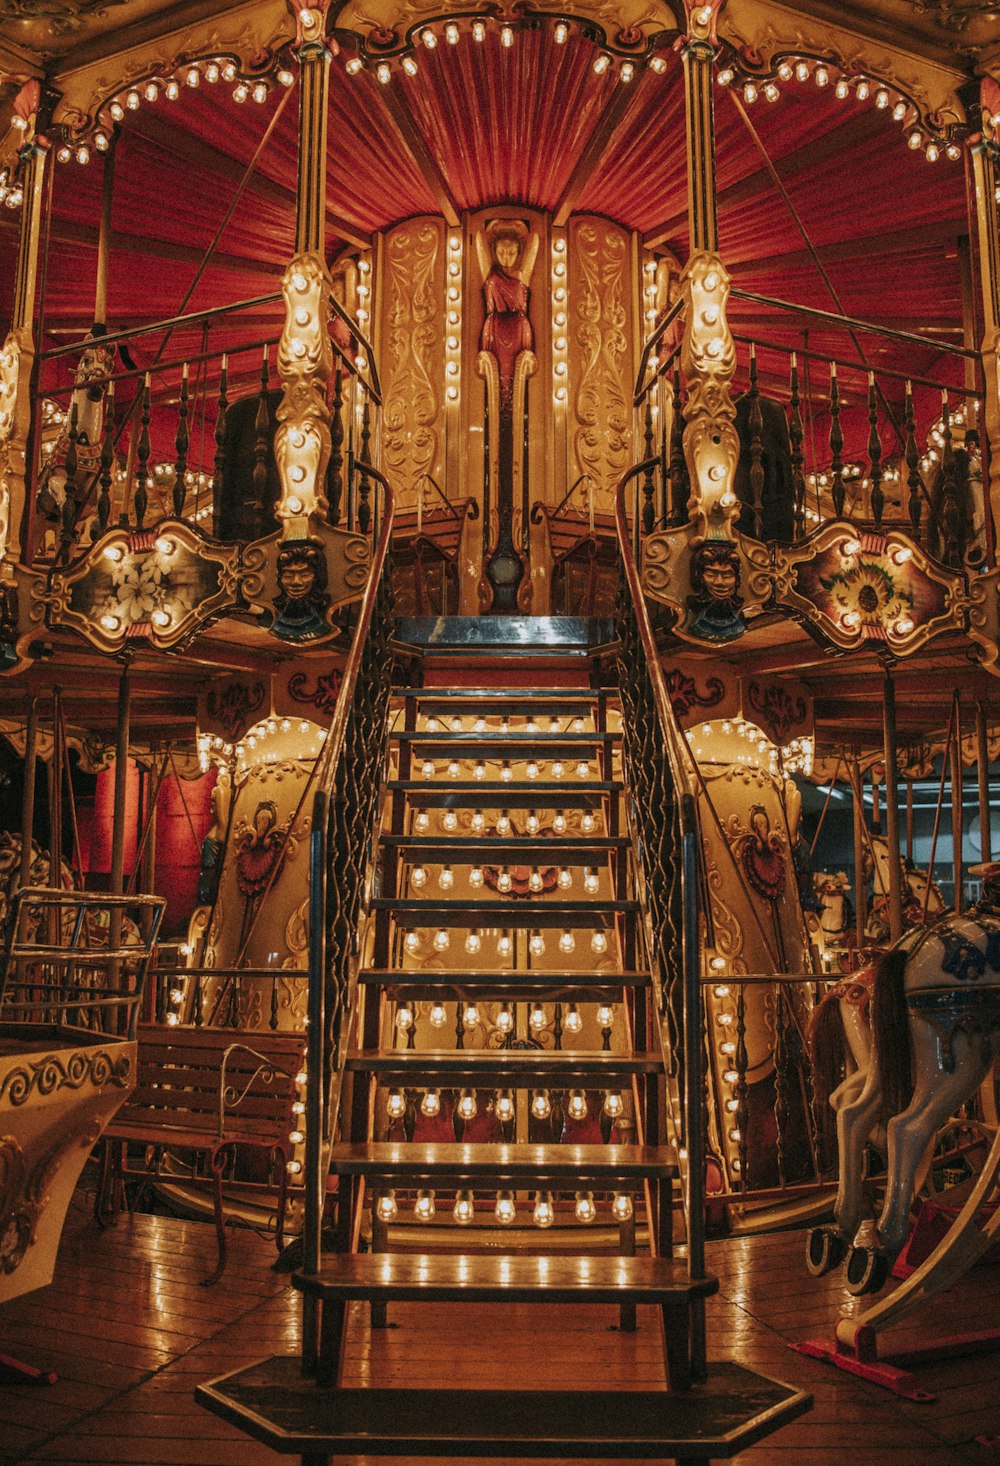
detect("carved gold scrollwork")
(570, 220), (630, 501)
(274, 252), (333, 535)
(382, 220), (442, 497)
(680, 251), (740, 540)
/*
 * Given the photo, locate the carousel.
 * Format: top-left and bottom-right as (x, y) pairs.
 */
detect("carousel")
(0, 0), (999, 1460)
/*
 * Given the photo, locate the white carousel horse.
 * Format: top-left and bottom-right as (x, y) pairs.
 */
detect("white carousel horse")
(865, 832), (946, 943)
(807, 861), (1000, 1295)
(813, 869), (853, 951)
(36, 331), (116, 521)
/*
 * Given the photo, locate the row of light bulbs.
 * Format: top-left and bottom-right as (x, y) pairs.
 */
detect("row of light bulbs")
(711, 982), (744, 1176)
(424, 716), (588, 732)
(396, 1001), (615, 1034)
(412, 809), (599, 834)
(410, 863), (601, 891)
(345, 17), (670, 86)
(421, 757), (597, 779)
(388, 1085), (622, 1122)
(717, 57), (958, 163)
(375, 1187), (635, 1226)
(683, 718), (814, 778)
(402, 927), (610, 958)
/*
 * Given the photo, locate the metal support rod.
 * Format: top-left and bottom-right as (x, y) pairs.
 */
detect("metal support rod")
(93, 130), (116, 329)
(951, 693), (964, 913)
(906, 777), (914, 866)
(882, 672), (904, 941)
(19, 696), (38, 889)
(681, 797), (706, 1382)
(851, 757), (867, 950)
(303, 789), (328, 1375)
(109, 663), (131, 896)
(977, 700), (992, 865)
(49, 689), (62, 886)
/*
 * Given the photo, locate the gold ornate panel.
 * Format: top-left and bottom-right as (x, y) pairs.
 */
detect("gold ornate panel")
(332, 0), (680, 49)
(379, 216), (445, 504)
(567, 216), (633, 511)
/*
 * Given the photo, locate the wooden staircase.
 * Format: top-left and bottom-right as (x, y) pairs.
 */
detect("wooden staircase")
(197, 648), (811, 1464)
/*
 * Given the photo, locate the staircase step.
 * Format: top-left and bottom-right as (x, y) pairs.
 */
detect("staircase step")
(382, 835), (628, 859)
(374, 899), (637, 925)
(197, 1358), (812, 1458)
(327, 1140), (676, 1183)
(394, 615), (616, 654)
(292, 1252), (711, 1304)
(397, 687), (608, 706)
(360, 968), (648, 998)
(346, 1049), (663, 1081)
(394, 732), (616, 748)
(389, 783), (619, 806)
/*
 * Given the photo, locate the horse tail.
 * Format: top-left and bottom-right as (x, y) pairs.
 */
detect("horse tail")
(809, 990), (846, 1117)
(872, 947), (913, 1120)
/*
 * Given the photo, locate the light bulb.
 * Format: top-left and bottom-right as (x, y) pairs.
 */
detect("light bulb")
(568, 1090), (587, 1121)
(463, 1003), (480, 1029)
(438, 865), (454, 890)
(533, 1191), (555, 1227)
(584, 868), (600, 894)
(526, 811), (540, 834)
(591, 930), (608, 954)
(474, 717), (486, 732)
(414, 1189), (436, 1221)
(497, 813), (511, 834)
(530, 1002), (547, 1030)
(376, 1190), (398, 1221)
(553, 811), (567, 834)
(581, 813), (596, 834)
(497, 868), (513, 893)
(559, 929), (576, 954)
(497, 1003), (514, 1034)
(396, 1003), (414, 1031)
(472, 810), (486, 831)
(448, 760), (460, 779)
(526, 760), (540, 780)
(529, 931), (546, 957)
(451, 716), (462, 732)
(421, 1089), (441, 1116)
(465, 928), (482, 954)
(551, 761), (564, 779)
(531, 1089), (551, 1119)
(529, 867), (543, 892)
(474, 761), (486, 780)
(443, 811), (458, 831)
(495, 1090), (515, 1123)
(527, 719), (539, 734)
(500, 719), (510, 734)
(501, 762), (513, 782)
(495, 1191), (516, 1225)
(612, 1192), (633, 1222)
(454, 1190), (475, 1224)
(496, 931), (513, 959)
(597, 1004), (614, 1029)
(576, 760), (590, 778)
(411, 865), (427, 888)
(558, 867), (572, 889)
(427, 717), (439, 732)
(575, 1190), (597, 1223)
(457, 1090), (477, 1121)
(430, 1001), (448, 1028)
(564, 1004), (583, 1034)
(422, 759), (435, 778)
(604, 1090), (624, 1118)
(415, 811), (430, 832)
(386, 1091), (406, 1119)
(433, 928), (450, 951)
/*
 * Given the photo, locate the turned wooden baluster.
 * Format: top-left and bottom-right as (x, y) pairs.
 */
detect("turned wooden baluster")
(867, 371), (884, 531)
(904, 379), (922, 540)
(97, 380), (115, 533)
(213, 354), (228, 534)
(358, 393), (372, 536)
(747, 343), (764, 536)
(772, 984), (790, 1187)
(641, 395), (655, 534)
(173, 362), (190, 518)
(938, 390), (965, 566)
(328, 363), (344, 525)
(668, 365), (687, 521)
(134, 372), (152, 531)
(829, 362), (845, 518)
(788, 352), (806, 537)
(250, 346), (271, 536)
(59, 401), (80, 562)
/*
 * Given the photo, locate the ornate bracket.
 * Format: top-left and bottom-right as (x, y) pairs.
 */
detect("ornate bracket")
(274, 252), (334, 537)
(680, 251), (740, 540)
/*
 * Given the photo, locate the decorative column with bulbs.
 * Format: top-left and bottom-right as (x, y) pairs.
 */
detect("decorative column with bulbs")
(969, 78), (1000, 556)
(273, 1), (335, 539)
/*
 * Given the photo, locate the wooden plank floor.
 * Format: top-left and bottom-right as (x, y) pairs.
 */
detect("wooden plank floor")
(2, 1199), (999, 1466)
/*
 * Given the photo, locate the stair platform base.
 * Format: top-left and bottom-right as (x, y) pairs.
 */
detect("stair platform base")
(196, 1356), (811, 1463)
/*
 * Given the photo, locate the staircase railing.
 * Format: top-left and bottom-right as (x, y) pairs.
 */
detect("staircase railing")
(615, 460), (707, 1374)
(302, 467), (395, 1366)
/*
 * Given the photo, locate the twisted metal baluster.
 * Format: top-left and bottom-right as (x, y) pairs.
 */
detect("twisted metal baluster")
(328, 365), (344, 526)
(772, 983), (789, 1187)
(641, 397), (656, 534)
(213, 356), (228, 535)
(788, 352), (805, 538)
(669, 366), (687, 522)
(358, 396), (372, 535)
(134, 373), (151, 531)
(250, 348), (271, 537)
(938, 394), (964, 567)
(747, 344), (764, 537)
(829, 364), (845, 519)
(59, 402), (80, 563)
(867, 372), (884, 531)
(173, 366), (190, 518)
(97, 382), (115, 533)
(904, 380), (922, 541)
(734, 986), (749, 1190)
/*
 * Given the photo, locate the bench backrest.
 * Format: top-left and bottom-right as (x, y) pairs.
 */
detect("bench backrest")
(118, 1023), (306, 1142)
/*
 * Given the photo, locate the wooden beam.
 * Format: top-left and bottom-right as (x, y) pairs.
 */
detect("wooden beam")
(0, 214), (283, 276)
(553, 78), (646, 228)
(368, 78), (460, 228)
(727, 219), (964, 280)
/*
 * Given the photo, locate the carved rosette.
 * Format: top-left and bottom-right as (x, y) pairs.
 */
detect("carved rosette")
(381, 220), (443, 499)
(274, 252), (333, 536)
(569, 219), (630, 502)
(680, 251), (739, 539)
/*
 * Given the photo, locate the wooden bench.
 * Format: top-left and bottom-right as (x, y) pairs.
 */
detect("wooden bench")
(95, 1023), (306, 1284)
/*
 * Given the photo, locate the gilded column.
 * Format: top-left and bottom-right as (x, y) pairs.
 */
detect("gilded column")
(0, 82), (53, 565)
(969, 80), (1000, 554)
(275, 2), (335, 536)
(679, 3), (739, 539)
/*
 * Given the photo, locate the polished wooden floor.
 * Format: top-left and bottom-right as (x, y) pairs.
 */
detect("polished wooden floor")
(2, 1196), (999, 1466)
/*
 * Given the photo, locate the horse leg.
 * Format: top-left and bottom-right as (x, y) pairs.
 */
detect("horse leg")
(807, 1054), (881, 1277)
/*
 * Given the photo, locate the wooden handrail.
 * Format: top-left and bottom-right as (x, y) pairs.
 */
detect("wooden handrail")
(633, 296), (686, 405)
(731, 287), (981, 360)
(39, 294), (284, 361)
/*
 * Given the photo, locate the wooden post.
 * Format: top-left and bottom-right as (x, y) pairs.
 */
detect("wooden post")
(882, 672), (904, 941)
(109, 663), (131, 897)
(680, 8), (718, 256)
(852, 757), (867, 950)
(951, 694), (964, 912)
(977, 700), (992, 864)
(294, 8), (332, 258)
(19, 695), (38, 889)
(94, 130), (117, 329)
(968, 98), (1000, 559)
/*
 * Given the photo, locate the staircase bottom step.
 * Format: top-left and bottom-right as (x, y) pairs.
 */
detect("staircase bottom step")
(196, 1356), (811, 1461)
